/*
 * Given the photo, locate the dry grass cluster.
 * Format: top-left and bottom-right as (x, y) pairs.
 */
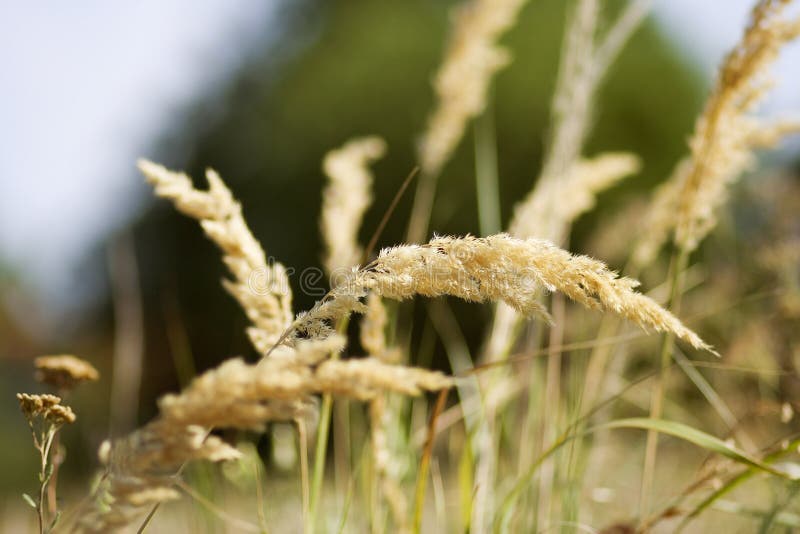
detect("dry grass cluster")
(11, 0), (800, 532)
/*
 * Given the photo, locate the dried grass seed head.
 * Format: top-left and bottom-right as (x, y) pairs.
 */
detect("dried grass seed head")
(671, 0), (800, 253)
(138, 160), (293, 354)
(510, 152), (641, 243)
(321, 136), (386, 275)
(418, 0), (528, 176)
(296, 234), (712, 352)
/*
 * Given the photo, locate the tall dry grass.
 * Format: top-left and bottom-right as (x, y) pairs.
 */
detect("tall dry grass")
(10, 0), (800, 533)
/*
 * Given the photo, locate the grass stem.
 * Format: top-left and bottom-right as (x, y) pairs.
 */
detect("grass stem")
(640, 246), (689, 519)
(309, 318), (350, 531)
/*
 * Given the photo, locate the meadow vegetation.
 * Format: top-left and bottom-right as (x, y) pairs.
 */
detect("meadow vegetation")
(9, 0), (800, 532)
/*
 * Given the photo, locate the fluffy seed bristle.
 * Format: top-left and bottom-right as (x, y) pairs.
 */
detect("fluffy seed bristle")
(296, 234), (712, 352)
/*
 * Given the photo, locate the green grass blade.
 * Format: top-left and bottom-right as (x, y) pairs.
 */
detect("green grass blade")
(497, 417), (797, 533)
(676, 436), (800, 531)
(598, 418), (792, 478)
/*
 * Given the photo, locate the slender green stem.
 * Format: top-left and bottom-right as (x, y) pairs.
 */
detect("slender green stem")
(412, 389), (449, 534)
(175, 479), (261, 532)
(309, 318), (350, 530)
(37, 425), (58, 534)
(674, 436), (800, 532)
(537, 293), (566, 527)
(406, 169), (440, 244)
(310, 394), (332, 529)
(474, 103), (501, 237)
(640, 247), (689, 519)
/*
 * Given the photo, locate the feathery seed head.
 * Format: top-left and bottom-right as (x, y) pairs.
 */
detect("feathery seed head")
(635, 1), (799, 264)
(321, 136), (386, 275)
(418, 0), (528, 176)
(295, 234), (712, 352)
(510, 152), (641, 243)
(139, 160), (293, 354)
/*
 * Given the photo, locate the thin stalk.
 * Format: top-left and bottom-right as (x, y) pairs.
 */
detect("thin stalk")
(136, 451), (197, 533)
(309, 318), (350, 530)
(333, 400), (351, 499)
(406, 169), (440, 244)
(136, 503), (160, 533)
(46, 428), (62, 520)
(428, 300), (492, 532)
(474, 103), (501, 236)
(639, 247), (689, 519)
(496, 368), (662, 532)
(38, 426), (57, 534)
(516, 321), (545, 530)
(299, 419), (311, 534)
(537, 293), (566, 526)
(311, 394), (333, 526)
(431, 458), (447, 532)
(175, 479), (261, 532)
(252, 455), (268, 533)
(363, 167), (419, 264)
(108, 234), (144, 436)
(163, 293), (197, 388)
(673, 348), (756, 451)
(412, 389), (449, 534)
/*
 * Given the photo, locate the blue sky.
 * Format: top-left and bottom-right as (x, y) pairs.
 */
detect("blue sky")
(0, 1), (279, 294)
(0, 0), (797, 309)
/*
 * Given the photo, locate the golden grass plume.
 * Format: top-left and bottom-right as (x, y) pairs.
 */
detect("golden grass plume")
(636, 0), (800, 260)
(418, 0), (528, 177)
(321, 136), (386, 275)
(296, 234), (712, 352)
(138, 160), (293, 355)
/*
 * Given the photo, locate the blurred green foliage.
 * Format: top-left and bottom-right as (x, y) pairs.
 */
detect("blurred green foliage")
(128, 0), (705, 416)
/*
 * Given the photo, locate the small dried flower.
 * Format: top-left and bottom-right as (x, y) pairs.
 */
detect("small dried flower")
(46, 404), (77, 425)
(35, 354), (99, 390)
(17, 393), (76, 425)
